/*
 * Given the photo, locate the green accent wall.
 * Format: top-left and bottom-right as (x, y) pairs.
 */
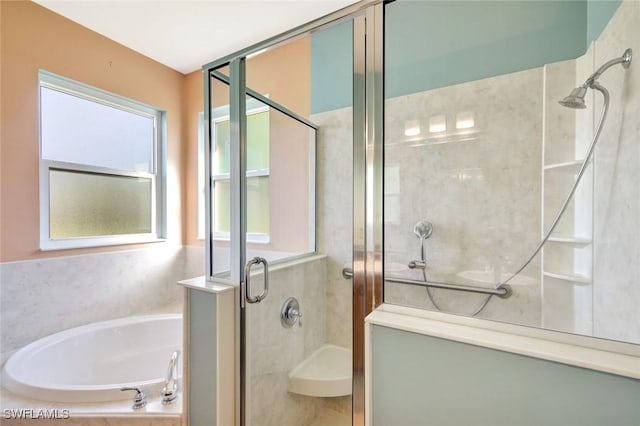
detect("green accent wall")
(384, 0), (586, 99)
(311, 20), (353, 114)
(310, 0), (622, 114)
(587, 0), (622, 45)
(371, 325), (640, 426)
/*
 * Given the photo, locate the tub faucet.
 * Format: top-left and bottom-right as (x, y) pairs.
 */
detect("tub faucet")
(120, 387), (147, 409)
(161, 350), (180, 405)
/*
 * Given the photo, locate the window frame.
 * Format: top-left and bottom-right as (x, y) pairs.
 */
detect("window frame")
(38, 70), (166, 250)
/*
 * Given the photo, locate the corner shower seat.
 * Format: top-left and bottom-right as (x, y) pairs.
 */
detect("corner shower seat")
(288, 344), (352, 397)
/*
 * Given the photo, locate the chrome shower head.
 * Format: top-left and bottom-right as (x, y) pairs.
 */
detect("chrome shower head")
(413, 220), (433, 240)
(558, 86), (588, 109)
(559, 48), (632, 109)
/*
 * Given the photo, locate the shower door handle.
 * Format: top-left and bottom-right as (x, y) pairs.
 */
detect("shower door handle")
(243, 257), (269, 304)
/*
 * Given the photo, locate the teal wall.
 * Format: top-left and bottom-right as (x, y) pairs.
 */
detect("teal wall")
(310, 0), (622, 114)
(311, 20), (353, 114)
(371, 325), (640, 426)
(384, 0), (586, 99)
(587, 0), (622, 45)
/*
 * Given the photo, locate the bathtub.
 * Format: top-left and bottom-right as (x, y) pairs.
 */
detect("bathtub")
(2, 314), (182, 403)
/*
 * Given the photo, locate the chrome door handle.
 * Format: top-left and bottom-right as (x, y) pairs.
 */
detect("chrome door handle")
(243, 257), (269, 304)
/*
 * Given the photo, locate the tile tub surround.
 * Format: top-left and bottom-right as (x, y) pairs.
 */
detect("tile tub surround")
(591, 0), (640, 344)
(383, 67), (544, 327)
(0, 244), (203, 365)
(0, 387), (181, 426)
(1, 417), (181, 426)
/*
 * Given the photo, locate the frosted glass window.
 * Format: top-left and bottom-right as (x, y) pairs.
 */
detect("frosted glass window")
(39, 71), (164, 249)
(50, 170), (152, 238)
(41, 87), (154, 173)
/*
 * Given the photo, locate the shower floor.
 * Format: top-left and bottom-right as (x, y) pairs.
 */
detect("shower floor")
(310, 408), (350, 426)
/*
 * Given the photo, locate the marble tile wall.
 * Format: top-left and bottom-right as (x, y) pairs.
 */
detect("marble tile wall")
(0, 387), (182, 426)
(2, 417), (181, 426)
(247, 255), (326, 426)
(313, 107), (353, 350)
(0, 245), (204, 365)
(592, 0), (640, 344)
(313, 107), (353, 420)
(383, 68), (544, 327)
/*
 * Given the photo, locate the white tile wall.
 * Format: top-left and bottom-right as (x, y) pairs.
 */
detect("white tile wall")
(0, 245), (203, 365)
(314, 107), (354, 350)
(592, 0), (640, 344)
(383, 68), (544, 327)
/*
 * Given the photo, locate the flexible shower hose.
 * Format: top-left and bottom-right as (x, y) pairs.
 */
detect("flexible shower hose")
(499, 82), (610, 287)
(423, 83), (610, 316)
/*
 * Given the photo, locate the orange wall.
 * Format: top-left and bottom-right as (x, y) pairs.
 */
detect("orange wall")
(0, 1), (186, 262)
(184, 38), (312, 253)
(184, 70), (203, 247)
(0, 1), (312, 262)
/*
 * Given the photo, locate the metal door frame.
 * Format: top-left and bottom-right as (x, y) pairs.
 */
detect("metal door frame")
(202, 1), (386, 424)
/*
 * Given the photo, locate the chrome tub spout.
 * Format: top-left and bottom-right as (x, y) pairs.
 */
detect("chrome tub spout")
(161, 350), (180, 405)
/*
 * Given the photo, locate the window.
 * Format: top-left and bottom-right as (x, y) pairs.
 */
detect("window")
(198, 99), (270, 243)
(39, 71), (165, 250)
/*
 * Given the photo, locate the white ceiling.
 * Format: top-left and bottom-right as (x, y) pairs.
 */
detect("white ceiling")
(34, 0), (359, 74)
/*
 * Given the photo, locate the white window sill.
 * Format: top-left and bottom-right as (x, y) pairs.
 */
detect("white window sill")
(40, 235), (166, 251)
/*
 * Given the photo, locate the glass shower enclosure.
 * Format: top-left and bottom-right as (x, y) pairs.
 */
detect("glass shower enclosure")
(203, 14), (359, 425)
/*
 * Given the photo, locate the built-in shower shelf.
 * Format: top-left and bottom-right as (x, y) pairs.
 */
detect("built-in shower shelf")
(543, 159), (584, 171)
(546, 236), (592, 245)
(288, 344), (352, 397)
(543, 271), (591, 284)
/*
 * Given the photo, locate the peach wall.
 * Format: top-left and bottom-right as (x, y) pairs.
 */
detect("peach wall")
(249, 39), (312, 254)
(184, 38), (312, 253)
(0, 1), (312, 262)
(0, 1), (186, 262)
(184, 69), (204, 247)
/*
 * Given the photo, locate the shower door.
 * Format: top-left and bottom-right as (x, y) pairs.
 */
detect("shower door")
(237, 23), (356, 424)
(239, 89), (325, 426)
(205, 17), (357, 424)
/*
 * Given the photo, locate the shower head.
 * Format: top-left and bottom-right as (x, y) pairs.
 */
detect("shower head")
(559, 48), (632, 109)
(559, 86), (588, 109)
(413, 220), (433, 240)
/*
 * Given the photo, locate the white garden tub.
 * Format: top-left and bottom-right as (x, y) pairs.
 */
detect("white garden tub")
(2, 314), (182, 403)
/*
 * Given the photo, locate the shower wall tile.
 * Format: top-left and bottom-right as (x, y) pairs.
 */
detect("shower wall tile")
(0, 245), (202, 365)
(313, 107), (353, 349)
(383, 68), (543, 327)
(543, 60), (577, 165)
(247, 256), (326, 426)
(592, 0), (640, 344)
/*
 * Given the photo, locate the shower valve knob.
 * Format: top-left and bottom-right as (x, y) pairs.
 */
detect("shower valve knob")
(281, 297), (302, 327)
(289, 309), (302, 327)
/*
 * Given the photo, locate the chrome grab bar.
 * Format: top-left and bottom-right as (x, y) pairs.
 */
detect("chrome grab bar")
(243, 257), (269, 304)
(342, 266), (353, 279)
(341, 267), (512, 299)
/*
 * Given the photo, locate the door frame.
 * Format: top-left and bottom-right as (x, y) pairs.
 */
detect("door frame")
(202, 1), (386, 424)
